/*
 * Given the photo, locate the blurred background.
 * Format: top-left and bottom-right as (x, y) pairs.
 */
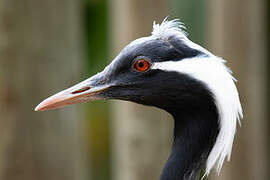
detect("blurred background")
(0, 0), (268, 180)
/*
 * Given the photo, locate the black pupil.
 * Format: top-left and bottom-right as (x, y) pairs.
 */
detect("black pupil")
(138, 61), (144, 68)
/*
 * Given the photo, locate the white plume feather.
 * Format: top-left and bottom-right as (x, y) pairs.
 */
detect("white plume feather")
(151, 19), (243, 176)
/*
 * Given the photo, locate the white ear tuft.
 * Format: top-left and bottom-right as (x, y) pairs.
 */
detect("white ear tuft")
(152, 56), (243, 177)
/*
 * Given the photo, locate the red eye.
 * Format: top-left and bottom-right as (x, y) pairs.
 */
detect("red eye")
(133, 59), (150, 72)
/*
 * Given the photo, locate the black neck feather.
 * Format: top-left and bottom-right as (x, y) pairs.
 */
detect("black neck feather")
(159, 85), (220, 180)
(108, 69), (221, 179)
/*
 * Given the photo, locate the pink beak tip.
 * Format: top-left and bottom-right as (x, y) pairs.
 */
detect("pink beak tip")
(34, 103), (46, 112)
(34, 106), (39, 111)
(34, 97), (55, 112)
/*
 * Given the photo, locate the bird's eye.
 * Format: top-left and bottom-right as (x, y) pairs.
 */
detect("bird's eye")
(133, 59), (151, 72)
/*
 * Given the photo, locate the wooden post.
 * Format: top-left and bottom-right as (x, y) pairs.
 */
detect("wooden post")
(208, 0), (268, 179)
(109, 1), (172, 180)
(0, 0), (87, 179)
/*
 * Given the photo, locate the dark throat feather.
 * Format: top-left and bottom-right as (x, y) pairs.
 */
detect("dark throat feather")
(159, 79), (220, 180)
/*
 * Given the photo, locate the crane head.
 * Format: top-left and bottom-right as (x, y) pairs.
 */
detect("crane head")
(35, 18), (242, 176)
(35, 19), (203, 112)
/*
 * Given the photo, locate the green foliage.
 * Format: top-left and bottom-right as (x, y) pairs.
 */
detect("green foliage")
(170, 0), (207, 47)
(84, 0), (108, 75)
(84, 1), (111, 180)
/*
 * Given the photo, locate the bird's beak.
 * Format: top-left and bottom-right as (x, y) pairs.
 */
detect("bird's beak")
(35, 71), (113, 111)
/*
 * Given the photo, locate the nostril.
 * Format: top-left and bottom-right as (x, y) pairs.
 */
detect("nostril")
(72, 87), (91, 94)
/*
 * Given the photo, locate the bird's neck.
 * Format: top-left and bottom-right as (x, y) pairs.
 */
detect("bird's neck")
(160, 108), (219, 180)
